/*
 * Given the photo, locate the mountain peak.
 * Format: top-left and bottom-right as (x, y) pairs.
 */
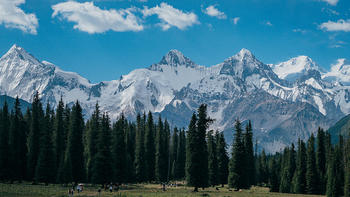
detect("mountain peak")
(271, 55), (320, 82)
(2, 44), (40, 65)
(238, 48), (253, 57)
(158, 49), (196, 67)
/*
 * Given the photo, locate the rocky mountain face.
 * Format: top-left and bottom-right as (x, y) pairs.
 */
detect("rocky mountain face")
(1, 44), (349, 152)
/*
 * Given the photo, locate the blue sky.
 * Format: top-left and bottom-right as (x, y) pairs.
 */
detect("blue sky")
(0, 0), (350, 83)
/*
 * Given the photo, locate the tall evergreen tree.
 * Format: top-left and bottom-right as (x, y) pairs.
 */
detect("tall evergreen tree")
(8, 97), (26, 182)
(216, 132), (229, 187)
(316, 128), (326, 194)
(65, 101), (85, 183)
(306, 134), (318, 194)
(170, 127), (178, 180)
(175, 129), (186, 180)
(53, 98), (65, 180)
(269, 157), (279, 192)
(134, 114), (146, 182)
(92, 113), (112, 184)
(258, 149), (269, 185)
(207, 130), (218, 186)
(243, 120), (255, 187)
(155, 117), (167, 182)
(144, 112), (155, 181)
(345, 136), (350, 197)
(0, 101), (10, 181)
(111, 115), (126, 183)
(27, 92), (44, 181)
(35, 103), (56, 185)
(86, 103), (100, 182)
(125, 122), (136, 183)
(186, 113), (200, 191)
(292, 139), (307, 194)
(228, 119), (245, 189)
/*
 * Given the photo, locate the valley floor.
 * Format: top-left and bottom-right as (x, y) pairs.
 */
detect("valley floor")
(0, 183), (324, 197)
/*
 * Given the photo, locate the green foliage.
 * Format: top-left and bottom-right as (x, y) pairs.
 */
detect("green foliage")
(306, 134), (318, 194)
(207, 130), (218, 186)
(216, 132), (229, 187)
(134, 114), (146, 182)
(111, 115), (127, 183)
(228, 119), (245, 189)
(144, 112), (155, 181)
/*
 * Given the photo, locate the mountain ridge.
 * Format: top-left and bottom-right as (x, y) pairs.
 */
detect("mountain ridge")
(1, 44), (350, 152)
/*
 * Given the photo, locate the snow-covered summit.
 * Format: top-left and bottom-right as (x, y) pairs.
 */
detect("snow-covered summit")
(271, 56), (320, 82)
(158, 49), (196, 68)
(322, 58), (350, 85)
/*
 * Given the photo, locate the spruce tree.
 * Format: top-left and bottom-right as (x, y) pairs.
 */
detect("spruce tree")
(186, 113), (200, 191)
(8, 97), (26, 182)
(244, 120), (255, 187)
(207, 130), (218, 186)
(292, 139), (307, 194)
(228, 119), (245, 189)
(92, 113), (112, 184)
(258, 149), (268, 184)
(326, 147), (337, 197)
(0, 101), (10, 181)
(316, 127), (326, 194)
(35, 103), (56, 185)
(86, 103), (100, 182)
(134, 114), (146, 182)
(27, 92), (44, 181)
(170, 127), (178, 180)
(53, 98), (65, 179)
(111, 115), (126, 183)
(144, 112), (155, 181)
(155, 116), (167, 182)
(216, 132), (229, 187)
(269, 157), (279, 192)
(175, 129), (186, 180)
(125, 122), (136, 183)
(306, 134), (318, 194)
(345, 135), (350, 197)
(66, 101), (85, 183)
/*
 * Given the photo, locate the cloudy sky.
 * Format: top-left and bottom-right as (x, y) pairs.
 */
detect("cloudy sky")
(0, 0), (349, 82)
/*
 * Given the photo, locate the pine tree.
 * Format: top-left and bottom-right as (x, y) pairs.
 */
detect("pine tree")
(258, 149), (269, 185)
(8, 97), (26, 182)
(186, 113), (200, 191)
(306, 134), (318, 194)
(35, 103), (56, 185)
(316, 127), (326, 194)
(0, 101), (10, 181)
(66, 101), (85, 183)
(125, 122), (136, 183)
(53, 98), (65, 179)
(334, 136), (344, 196)
(92, 113), (112, 184)
(345, 135), (350, 197)
(27, 92), (44, 181)
(244, 120), (255, 187)
(292, 139), (307, 194)
(269, 157), (279, 192)
(175, 129), (186, 180)
(326, 147), (337, 197)
(111, 115), (126, 183)
(207, 130), (218, 186)
(144, 112), (155, 181)
(134, 114), (146, 182)
(86, 103), (100, 182)
(228, 119), (245, 189)
(155, 116), (167, 182)
(170, 127), (178, 180)
(216, 132), (229, 187)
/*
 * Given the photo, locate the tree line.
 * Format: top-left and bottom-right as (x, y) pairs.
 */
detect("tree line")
(0, 94), (232, 189)
(258, 127), (350, 197)
(0, 92), (349, 197)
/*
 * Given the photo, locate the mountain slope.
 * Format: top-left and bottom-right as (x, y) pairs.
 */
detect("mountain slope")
(1, 44), (350, 152)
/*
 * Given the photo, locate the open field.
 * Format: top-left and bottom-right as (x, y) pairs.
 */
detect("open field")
(0, 183), (324, 197)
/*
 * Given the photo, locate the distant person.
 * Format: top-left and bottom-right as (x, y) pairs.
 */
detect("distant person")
(98, 188), (101, 197)
(109, 185), (113, 192)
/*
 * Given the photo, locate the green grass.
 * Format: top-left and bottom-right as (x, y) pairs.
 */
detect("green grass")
(0, 183), (324, 197)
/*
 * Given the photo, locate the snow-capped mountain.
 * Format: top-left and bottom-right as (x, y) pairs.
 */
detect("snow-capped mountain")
(1, 44), (349, 152)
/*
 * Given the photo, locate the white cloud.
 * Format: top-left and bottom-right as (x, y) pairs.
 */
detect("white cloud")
(320, 19), (350, 32)
(320, 0), (338, 6)
(265, 21), (273, 26)
(142, 3), (199, 30)
(0, 0), (38, 34)
(52, 1), (143, 34)
(293, 28), (307, 34)
(232, 17), (240, 25)
(203, 5), (226, 19)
